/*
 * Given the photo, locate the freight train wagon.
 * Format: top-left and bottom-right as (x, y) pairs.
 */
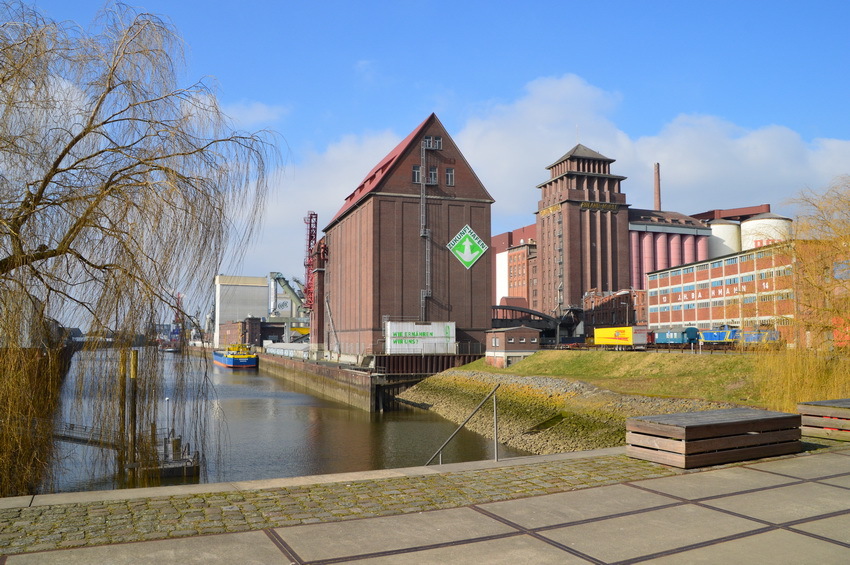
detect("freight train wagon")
(593, 326), (650, 349)
(653, 327), (700, 345)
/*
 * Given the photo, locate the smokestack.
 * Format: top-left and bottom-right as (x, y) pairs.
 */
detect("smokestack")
(653, 163), (661, 211)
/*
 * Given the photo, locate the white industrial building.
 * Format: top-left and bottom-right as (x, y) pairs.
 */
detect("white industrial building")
(213, 275), (268, 348)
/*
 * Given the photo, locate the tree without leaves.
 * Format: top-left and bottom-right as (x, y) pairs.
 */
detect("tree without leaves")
(788, 176), (850, 345)
(0, 1), (278, 495)
(753, 177), (850, 411)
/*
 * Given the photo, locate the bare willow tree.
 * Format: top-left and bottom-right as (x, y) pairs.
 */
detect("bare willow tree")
(791, 176), (850, 339)
(754, 176), (850, 410)
(0, 1), (276, 495)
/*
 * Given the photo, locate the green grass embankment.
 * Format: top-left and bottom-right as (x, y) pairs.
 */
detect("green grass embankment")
(467, 350), (763, 406)
(399, 350), (756, 455)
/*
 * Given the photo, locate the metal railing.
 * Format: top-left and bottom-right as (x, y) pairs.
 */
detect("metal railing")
(425, 384), (500, 466)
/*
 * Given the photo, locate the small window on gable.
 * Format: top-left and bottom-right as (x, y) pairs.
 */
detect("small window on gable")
(427, 166), (437, 185)
(446, 167), (455, 186)
(531, 337), (537, 343)
(422, 136), (442, 149)
(412, 165), (421, 183)
(507, 337), (514, 343)
(519, 337), (526, 343)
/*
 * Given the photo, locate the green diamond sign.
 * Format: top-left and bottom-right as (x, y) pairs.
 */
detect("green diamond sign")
(447, 225), (488, 269)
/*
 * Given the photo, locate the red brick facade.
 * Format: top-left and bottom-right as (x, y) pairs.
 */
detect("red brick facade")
(484, 326), (541, 368)
(218, 317), (262, 347)
(647, 244), (794, 337)
(536, 145), (630, 313)
(312, 115), (494, 361)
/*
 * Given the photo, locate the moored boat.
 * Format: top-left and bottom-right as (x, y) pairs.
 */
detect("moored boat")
(159, 340), (182, 353)
(213, 344), (259, 369)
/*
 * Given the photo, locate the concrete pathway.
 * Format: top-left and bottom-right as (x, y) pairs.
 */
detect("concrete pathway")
(2, 445), (850, 563)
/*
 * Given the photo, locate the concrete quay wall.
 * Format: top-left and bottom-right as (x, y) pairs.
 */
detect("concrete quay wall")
(258, 354), (374, 411)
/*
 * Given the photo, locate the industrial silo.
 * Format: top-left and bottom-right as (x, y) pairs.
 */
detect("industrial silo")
(741, 213), (792, 250)
(708, 220), (742, 258)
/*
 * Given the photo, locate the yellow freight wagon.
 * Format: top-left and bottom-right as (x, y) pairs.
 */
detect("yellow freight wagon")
(593, 326), (649, 348)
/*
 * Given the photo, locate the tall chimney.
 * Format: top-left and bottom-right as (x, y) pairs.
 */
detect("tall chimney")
(653, 163), (661, 211)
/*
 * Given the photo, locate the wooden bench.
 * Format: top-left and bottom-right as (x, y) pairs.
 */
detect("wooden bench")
(798, 399), (850, 441)
(626, 408), (801, 469)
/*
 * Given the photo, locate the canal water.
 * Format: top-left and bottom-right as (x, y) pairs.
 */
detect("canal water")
(48, 351), (526, 493)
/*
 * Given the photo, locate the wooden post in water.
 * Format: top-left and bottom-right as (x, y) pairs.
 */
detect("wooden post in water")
(128, 350), (138, 487)
(117, 350), (127, 486)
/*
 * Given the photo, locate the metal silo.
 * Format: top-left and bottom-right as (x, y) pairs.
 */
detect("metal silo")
(708, 220), (741, 258)
(741, 213), (792, 250)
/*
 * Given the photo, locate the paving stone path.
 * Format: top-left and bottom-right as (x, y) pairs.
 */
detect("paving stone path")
(0, 454), (674, 555)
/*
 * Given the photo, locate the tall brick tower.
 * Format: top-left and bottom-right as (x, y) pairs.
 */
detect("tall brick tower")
(536, 144), (630, 315)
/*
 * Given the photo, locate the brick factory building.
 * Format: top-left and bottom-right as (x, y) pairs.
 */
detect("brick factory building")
(535, 144), (631, 315)
(494, 146), (785, 338)
(491, 224), (536, 308)
(646, 213), (795, 336)
(310, 114), (494, 362)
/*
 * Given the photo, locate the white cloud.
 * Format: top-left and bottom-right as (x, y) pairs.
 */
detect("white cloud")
(222, 100), (290, 129)
(238, 130), (401, 278)
(455, 74), (850, 234)
(236, 73), (850, 278)
(456, 74), (624, 233)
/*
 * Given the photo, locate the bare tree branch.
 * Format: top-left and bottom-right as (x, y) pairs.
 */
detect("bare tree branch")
(0, 1), (279, 495)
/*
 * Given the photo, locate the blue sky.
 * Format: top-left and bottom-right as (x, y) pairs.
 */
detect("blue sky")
(31, 1), (850, 281)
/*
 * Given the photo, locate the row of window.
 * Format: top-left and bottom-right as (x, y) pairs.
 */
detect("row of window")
(422, 136), (442, 149)
(413, 165), (454, 186)
(650, 267), (791, 291)
(491, 336), (538, 346)
(649, 252), (779, 281)
(649, 292), (794, 313)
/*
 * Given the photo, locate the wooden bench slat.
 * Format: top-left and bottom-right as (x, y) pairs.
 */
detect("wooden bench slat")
(798, 399), (850, 410)
(626, 408), (800, 440)
(798, 406), (850, 419)
(800, 426), (850, 441)
(627, 441), (801, 469)
(801, 414), (850, 431)
(627, 428), (801, 455)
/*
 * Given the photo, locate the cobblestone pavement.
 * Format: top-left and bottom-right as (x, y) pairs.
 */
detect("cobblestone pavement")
(0, 453), (675, 556)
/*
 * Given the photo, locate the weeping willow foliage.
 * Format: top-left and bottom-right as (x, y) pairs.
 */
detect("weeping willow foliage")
(0, 2), (276, 495)
(753, 177), (850, 411)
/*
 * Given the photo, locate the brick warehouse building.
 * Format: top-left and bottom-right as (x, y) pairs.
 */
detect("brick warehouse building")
(498, 150), (770, 337)
(646, 213), (795, 337)
(310, 114), (494, 362)
(646, 243), (795, 337)
(536, 145), (631, 315)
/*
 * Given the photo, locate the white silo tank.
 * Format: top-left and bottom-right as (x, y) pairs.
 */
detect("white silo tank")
(741, 213), (792, 250)
(708, 220), (741, 258)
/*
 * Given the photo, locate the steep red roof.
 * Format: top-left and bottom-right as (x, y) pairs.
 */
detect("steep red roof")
(325, 114), (433, 229)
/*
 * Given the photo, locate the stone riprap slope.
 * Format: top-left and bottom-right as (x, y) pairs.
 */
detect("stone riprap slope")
(398, 370), (738, 455)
